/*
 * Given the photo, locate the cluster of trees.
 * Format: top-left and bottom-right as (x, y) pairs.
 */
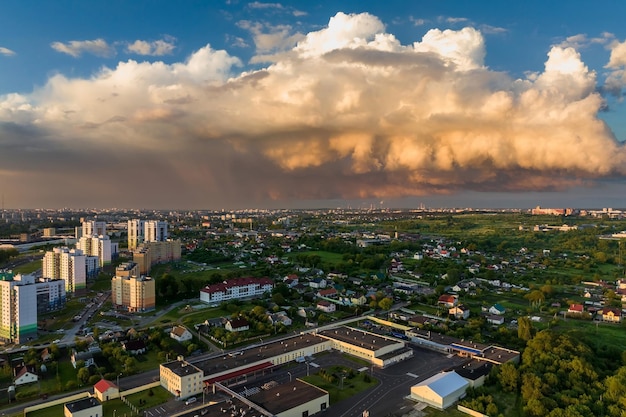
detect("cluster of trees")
(480, 329), (626, 417)
(0, 248), (19, 264)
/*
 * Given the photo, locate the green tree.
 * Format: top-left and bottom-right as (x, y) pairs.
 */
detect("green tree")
(517, 316), (533, 341)
(498, 362), (519, 392)
(378, 297), (393, 310)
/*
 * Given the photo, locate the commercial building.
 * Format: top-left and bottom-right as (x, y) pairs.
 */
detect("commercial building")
(43, 247), (87, 294)
(410, 371), (469, 410)
(111, 262), (155, 312)
(248, 379), (329, 417)
(199, 277), (274, 305)
(64, 396), (102, 417)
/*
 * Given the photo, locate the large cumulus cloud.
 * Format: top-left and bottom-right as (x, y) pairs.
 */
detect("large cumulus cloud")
(0, 12), (624, 208)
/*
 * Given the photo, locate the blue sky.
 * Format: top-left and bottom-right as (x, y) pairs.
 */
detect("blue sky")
(2, 1), (626, 209)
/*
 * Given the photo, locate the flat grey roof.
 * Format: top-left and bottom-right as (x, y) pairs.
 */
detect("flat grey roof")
(318, 326), (399, 351)
(65, 397), (100, 412)
(248, 379), (327, 415)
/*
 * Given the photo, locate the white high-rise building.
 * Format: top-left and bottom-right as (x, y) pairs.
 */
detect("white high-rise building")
(0, 273), (38, 343)
(77, 235), (112, 267)
(43, 247), (87, 293)
(127, 219), (145, 250)
(128, 219), (168, 250)
(145, 220), (168, 243)
(82, 221), (107, 238)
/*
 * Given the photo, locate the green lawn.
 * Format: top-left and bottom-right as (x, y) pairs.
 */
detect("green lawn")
(301, 366), (378, 403)
(12, 260), (42, 274)
(124, 385), (171, 410)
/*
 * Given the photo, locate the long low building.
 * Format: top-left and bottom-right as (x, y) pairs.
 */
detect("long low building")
(199, 277), (274, 305)
(160, 326), (413, 399)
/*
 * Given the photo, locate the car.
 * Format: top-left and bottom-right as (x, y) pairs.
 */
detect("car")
(52, 339), (61, 344)
(185, 397), (197, 405)
(20, 345), (28, 349)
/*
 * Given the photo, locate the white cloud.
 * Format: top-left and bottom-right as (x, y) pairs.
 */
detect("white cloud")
(1, 11), (623, 207)
(0, 47), (16, 56)
(51, 38), (116, 57)
(248, 2), (284, 9)
(126, 39), (176, 56)
(238, 20), (303, 54)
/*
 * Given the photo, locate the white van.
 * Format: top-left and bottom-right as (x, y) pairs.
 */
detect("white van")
(185, 397), (197, 405)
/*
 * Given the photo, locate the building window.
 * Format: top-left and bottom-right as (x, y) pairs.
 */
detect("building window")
(302, 412), (309, 417)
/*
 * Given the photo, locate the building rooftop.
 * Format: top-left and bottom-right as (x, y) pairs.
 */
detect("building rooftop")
(65, 397), (101, 412)
(248, 379), (327, 415)
(318, 326), (399, 352)
(161, 360), (203, 377)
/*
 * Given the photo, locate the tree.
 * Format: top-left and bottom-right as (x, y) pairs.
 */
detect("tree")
(517, 316), (533, 341)
(378, 297), (393, 310)
(498, 362), (519, 392)
(77, 367), (90, 384)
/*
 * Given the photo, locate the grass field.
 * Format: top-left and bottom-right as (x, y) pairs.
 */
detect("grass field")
(12, 259), (42, 274)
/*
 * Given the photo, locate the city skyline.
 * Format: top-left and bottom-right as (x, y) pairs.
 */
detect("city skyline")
(2, 1), (626, 210)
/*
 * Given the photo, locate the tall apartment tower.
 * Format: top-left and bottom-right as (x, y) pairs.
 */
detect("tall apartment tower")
(77, 235), (112, 267)
(128, 219), (168, 250)
(0, 273), (38, 344)
(127, 219), (145, 251)
(111, 262), (155, 312)
(145, 220), (168, 243)
(43, 247), (87, 293)
(82, 221), (107, 238)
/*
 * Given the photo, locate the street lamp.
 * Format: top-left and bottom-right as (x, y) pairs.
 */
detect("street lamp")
(113, 410), (117, 417)
(287, 372), (292, 382)
(117, 373), (122, 390)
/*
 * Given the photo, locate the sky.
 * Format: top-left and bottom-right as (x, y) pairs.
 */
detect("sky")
(2, 1), (626, 210)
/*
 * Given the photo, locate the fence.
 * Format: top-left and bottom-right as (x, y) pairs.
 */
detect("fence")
(457, 404), (489, 417)
(23, 391), (91, 415)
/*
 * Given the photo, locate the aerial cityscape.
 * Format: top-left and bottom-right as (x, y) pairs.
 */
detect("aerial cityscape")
(2, 1), (626, 417)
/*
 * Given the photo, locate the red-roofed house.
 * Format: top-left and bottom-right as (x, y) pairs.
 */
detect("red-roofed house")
(199, 277), (274, 305)
(94, 379), (119, 401)
(317, 288), (338, 298)
(601, 307), (622, 323)
(316, 300), (336, 313)
(568, 304), (584, 314)
(438, 294), (458, 308)
(170, 325), (192, 343)
(225, 318), (250, 332)
(14, 365), (37, 386)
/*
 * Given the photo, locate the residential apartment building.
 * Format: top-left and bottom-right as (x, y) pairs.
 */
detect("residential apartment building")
(43, 247), (87, 294)
(132, 240), (181, 275)
(199, 277), (274, 305)
(76, 235), (114, 267)
(111, 262), (155, 312)
(82, 221), (107, 238)
(127, 219), (168, 250)
(0, 272), (53, 343)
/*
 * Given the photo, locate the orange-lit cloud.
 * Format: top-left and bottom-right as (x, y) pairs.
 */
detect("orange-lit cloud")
(0, 12), (625, 208)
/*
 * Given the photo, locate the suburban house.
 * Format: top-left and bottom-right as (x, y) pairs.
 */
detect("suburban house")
(64, 397), (102, 417)
(40, 348), (52, 362)
(316, 300), (336, 313)
(486, 315), (505, 325)
(71, 346), (101, 368)
(309, 277), (327, 289)
(225, 318), (250, 332)
(489, 304), (506, 315)
(14, 365), (38, 386)
(568, 304), (584, 314)
(122, 340), (148, 355)
(267, 312), (292, 327)
(438, 294), (458, 308)
(170, 325), (193, 343)
(601, 307), (622, 323)
(94, 378), (119, 401)
(317, 288), (338, 298)
(449, 305), (471, 320)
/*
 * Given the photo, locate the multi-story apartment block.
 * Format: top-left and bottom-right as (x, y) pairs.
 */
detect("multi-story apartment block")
(43, 247), (87, 293)
(127, 219), (168, 250)
(199, 277), (274, 305)
(111, 262), (155, 312)
(132, 240), (182, 275)
(76, 235), (113, 267)
(127, 219), (145, 251)
(0, 272), (64, 344)
(82, 221), (107, 238)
